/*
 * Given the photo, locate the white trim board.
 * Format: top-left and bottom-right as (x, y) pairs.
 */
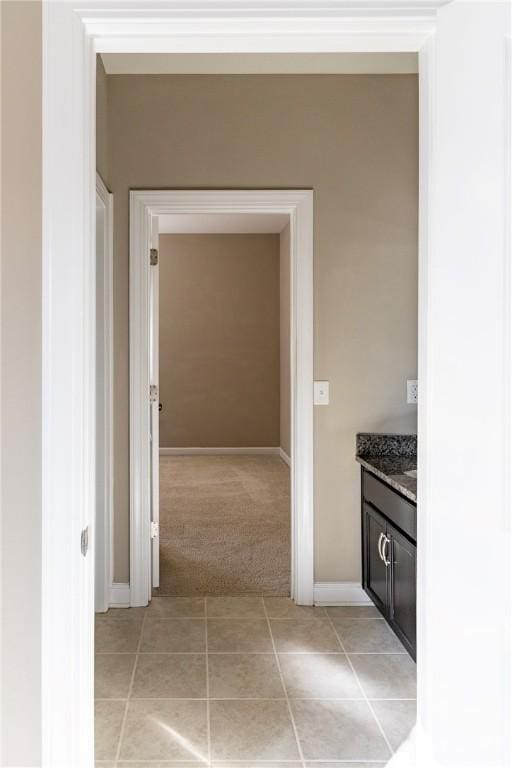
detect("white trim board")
(314, 582), (372, 606)
(131, 189), (313, 609)
(108, 583), (131, 609)
(279, 448), (292, 467)
(159, 446), (281, 456)
(95, 173), (114, 615)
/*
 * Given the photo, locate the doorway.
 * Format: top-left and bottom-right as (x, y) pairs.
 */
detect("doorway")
(129, 190), (314, 606)
(156, 221), (291, 595)
(40, 4), (512, 768)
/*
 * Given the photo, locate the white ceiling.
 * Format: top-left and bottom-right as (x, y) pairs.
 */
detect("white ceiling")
(158, 212), (290, 234)
(101, 52), (418, 76)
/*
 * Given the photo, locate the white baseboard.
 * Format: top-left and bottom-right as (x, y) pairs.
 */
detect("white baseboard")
(314, 581), (372, 606)
(109, 582), (131, 608)
(160, 446), (281, 456)
(279, 447), (291, 466)
(110, 581), (369, 607)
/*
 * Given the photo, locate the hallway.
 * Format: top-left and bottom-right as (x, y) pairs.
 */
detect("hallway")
(155, 455), (291, 596)
(95, 596), (416, 765)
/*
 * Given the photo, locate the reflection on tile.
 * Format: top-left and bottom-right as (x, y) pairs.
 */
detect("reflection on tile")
(95, 618), (142, 653)
(212, 764), (302, 768)
(325, 605), (381, 619)
(140, 619), (205, 653)
(148, 597), (205, 617)
(119, 699), (208, 761)
(210, 700), (300, 760)
(207, 619), (273, 652)
(278, 653), (362, 699)
(291, 699), (391, 761)
(331, 617), (405, 653)
(349, 653), (417, 699)
(117, 764), (206, 768)
(207, 596), (265, 618)
(371, 699), (417, 750)
(305, 763), (387, 767)
(264, 598), (326, 620)
(94, 700), (125, 760)
(95, 653), (136, 699)
(208, 654), (284, 699)
(270, 619), (341, 653)
(132, 654), (206, 698)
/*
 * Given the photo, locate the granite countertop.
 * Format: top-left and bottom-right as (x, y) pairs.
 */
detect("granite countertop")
(356, 433), (417, 503)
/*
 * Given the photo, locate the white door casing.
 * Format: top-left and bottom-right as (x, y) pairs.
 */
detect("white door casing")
(129, 189), (314, 608)
(95, 173), (114, 613)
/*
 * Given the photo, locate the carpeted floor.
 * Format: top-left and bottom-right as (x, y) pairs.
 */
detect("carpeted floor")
(153, 455), (291, 596)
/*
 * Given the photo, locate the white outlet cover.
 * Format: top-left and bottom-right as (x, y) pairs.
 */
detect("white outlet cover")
(407, 379), (418, 404)
(314, 380), (329, 405)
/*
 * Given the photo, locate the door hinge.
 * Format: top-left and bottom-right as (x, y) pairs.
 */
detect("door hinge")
(151, 521), (159, 539)
(81, 526), (89, 556)
(150, 248), (158, 266)
(150, 384), (158, 403)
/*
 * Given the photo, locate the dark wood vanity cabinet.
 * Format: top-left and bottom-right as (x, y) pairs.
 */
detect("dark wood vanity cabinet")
(361, 470), (417, 659)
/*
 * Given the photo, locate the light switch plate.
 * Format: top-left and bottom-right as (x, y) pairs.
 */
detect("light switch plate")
(407, 379), (418, 404)
(314, 380), (329, 405)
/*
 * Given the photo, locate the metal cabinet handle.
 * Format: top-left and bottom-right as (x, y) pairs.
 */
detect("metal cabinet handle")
(377, 532), (385, 562)
(382, 536), (391, 566)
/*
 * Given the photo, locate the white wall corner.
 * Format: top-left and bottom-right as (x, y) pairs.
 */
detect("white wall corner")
(314, 581), (372, 606)
(109, 583), (131, 608)
(279, 447), (291, 466)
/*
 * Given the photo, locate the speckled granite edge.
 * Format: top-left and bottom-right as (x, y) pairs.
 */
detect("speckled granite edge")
(356, 432), (417, 458)
(356, 456), (417, 503)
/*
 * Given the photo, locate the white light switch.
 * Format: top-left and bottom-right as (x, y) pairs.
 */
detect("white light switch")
(314, 380), (329, 405)
(407, 379), (418, 404)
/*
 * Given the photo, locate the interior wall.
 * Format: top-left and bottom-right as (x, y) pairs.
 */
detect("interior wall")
(158, 233), (280, 448)
(1, 2), (42, 765)
(280, 223), (291, 457)
(105, 73), (418, 584)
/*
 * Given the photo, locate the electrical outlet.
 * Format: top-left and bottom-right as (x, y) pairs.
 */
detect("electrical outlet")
(407, 379), (418, 404)
(314, 380), (329, 405)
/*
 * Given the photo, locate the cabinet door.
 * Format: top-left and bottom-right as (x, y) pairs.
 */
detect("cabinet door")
(363, 503), (389, 614)
(389, 525), (416, 659)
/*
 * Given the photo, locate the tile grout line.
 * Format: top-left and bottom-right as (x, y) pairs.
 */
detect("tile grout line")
(96, 650), (407, 655)
(114, 610), (147, 763)
(97, 760), (388, 765)
(324, 612), (394, 759)
(263, 598), (307, 768)
(205, 598), (211, 767)
(95, 696), (417, 702)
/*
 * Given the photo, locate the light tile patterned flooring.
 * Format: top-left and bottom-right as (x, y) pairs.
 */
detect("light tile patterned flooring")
(95, 596), (416, 767)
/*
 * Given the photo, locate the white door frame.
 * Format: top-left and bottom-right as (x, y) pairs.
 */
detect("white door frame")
(95, 173), (114, 613)
(129, 189), (314, 607)
(149, 214), (160, 591)
(41, 2), (512, 768)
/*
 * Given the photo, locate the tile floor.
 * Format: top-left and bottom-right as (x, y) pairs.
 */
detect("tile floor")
(95, 596), (416, 767)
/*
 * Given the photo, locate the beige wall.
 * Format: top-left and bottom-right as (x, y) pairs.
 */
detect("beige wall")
(1, 2), (42, 765)
(279, 223), (291, 457)
(105, 74), (418, 583)
(96, 56), (110, 187)
(159, 233), (280, 447)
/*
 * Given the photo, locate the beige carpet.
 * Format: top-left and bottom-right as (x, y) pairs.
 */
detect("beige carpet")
(154, 455), (291, 596)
